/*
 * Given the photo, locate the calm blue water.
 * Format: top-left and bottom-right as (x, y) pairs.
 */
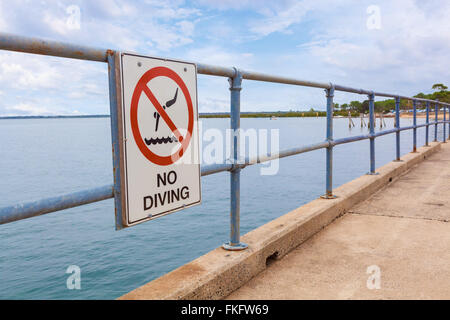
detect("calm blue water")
(0, 117), (443, 299)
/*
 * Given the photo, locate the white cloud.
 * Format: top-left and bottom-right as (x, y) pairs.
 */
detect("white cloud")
(0, 0), (200, 52)
(186, 46), (254, 67)
(0, 52), (106, 92)
(152, 6), (201, 19)
(194, 0), (289, 12)
(0, 51), (109, 116)
(145, 23), (194, 51)
(43, 10), (71, 35)
(0, 54), (62, 89)
(249, 0), (315, 36)
(6, 103), (52, 115)
(0, 3), (7, 31)
(176, 20), (195, 37)
(199, 96), (229, 113)
(4, 102), (87, 116)
(299, 0), (450, 95)
(89, 0), (137, 17)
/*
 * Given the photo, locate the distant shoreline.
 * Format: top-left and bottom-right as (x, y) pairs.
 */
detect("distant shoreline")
(0, 115), (110, 120)
(1, 111), (444, 120)
(0, 112), (329, 120)
(199, 111), (327, 118)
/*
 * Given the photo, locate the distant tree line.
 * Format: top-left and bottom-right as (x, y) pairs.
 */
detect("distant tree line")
(334, 83), (449, 115)
(200, 110), (327, 118)
(198, 84), (449, 118)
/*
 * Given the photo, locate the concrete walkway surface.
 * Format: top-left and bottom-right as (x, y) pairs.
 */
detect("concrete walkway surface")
(227, 142), (450, 299)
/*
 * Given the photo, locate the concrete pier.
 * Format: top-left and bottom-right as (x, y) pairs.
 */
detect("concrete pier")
(120, 141), (448, 300)
(228, 142), (450, 299)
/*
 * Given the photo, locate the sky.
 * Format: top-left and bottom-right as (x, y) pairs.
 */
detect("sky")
(0, 0), (449, 116)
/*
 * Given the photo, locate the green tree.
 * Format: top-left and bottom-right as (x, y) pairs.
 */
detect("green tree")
(432, 83), (448, 91)
(361, 100), (370, 113)
(414, 92), (426, 99)
(339, 84), (449, 113)
(349, 101), (362, 113)
(375, 99), (395, 113)
(431, 83), (450, 103)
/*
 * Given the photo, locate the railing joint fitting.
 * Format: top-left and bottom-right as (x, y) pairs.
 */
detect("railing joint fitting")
(227, 158), (245, 172)
(228, 67), (242, 91)
(327, 139), (334, 147)
(325, 83), (335, 97)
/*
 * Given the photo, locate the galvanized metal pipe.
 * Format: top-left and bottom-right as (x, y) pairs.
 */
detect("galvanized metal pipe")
(198, 66), (330, 89)
(448, 106), (450, 140)
(0, 163), (233, 225)
(196, 63), (235, 78)
(425, 102), (430, 146)
(435, 103), (439, 142)
(107, 52), (126, 230)
(415, 123), (430, 129)
(240, 119), (438, 169)
(399, 125), (417, 132)
(223, 69), (247, 251)
(0, 185), (114, 225)
(444, 105), (447, 142)
(334, 84), (371, 95)
(202, 163), (233, 176)
(0, 32), (108, 62)
(368, 93), (376, 174)
(447, 107), (450, 140)
(395, 97), (401, 159)
(333, 134), (370, 146)
(373, 128), (398, 137)
(324, 86), (335, 198)
(241, 70), (330, 89)
(417, 97), (449, 106)
(242, 141), (330, 168)
(413, 100), (417, 152)
(427, 121), (446, 127)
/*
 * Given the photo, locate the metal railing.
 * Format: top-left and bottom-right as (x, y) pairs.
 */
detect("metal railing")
(0, 33), (449, 251)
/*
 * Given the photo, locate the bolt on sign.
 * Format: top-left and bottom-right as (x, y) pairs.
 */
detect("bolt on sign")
(114, 53), (201, 228)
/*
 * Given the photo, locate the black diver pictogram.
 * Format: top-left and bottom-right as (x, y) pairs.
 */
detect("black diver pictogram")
(145, 88), (179, 145)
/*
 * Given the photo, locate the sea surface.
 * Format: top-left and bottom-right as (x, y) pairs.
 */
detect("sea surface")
(0, 116), (443, 299)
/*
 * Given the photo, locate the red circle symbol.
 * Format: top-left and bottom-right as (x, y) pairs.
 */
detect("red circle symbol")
(130, 66), (194, 166)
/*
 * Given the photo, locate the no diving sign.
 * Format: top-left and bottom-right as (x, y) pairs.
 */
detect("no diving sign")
(115, 53), (201, 228)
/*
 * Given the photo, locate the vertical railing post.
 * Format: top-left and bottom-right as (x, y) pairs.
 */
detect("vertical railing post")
(367, 92), (378, 175)
(434, 102), (438, 142)
(223, 68), (247, 251)
(425, 102), (430, 146)
(448, 106), (450, 141)
(321, 84), (336, 199)
(443, 103), (447, 143)
(107, 51), (124, 230)
(412, 100), (417, 152)
(395, 97), (401, 160)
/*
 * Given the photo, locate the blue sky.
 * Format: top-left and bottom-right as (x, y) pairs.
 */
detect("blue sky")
(0, 0), (449, 116)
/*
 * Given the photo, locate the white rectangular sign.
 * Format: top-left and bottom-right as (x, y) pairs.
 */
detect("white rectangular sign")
(116, 53), (201, 228)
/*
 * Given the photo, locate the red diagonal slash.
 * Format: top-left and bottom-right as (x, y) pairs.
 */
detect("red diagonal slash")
(141, 84), (184, 143)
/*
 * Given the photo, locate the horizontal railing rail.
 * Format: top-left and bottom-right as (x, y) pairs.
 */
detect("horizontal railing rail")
(0, 32), (449, 250)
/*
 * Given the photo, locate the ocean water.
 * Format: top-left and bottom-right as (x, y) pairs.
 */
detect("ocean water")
(0, 116), (443, 299)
